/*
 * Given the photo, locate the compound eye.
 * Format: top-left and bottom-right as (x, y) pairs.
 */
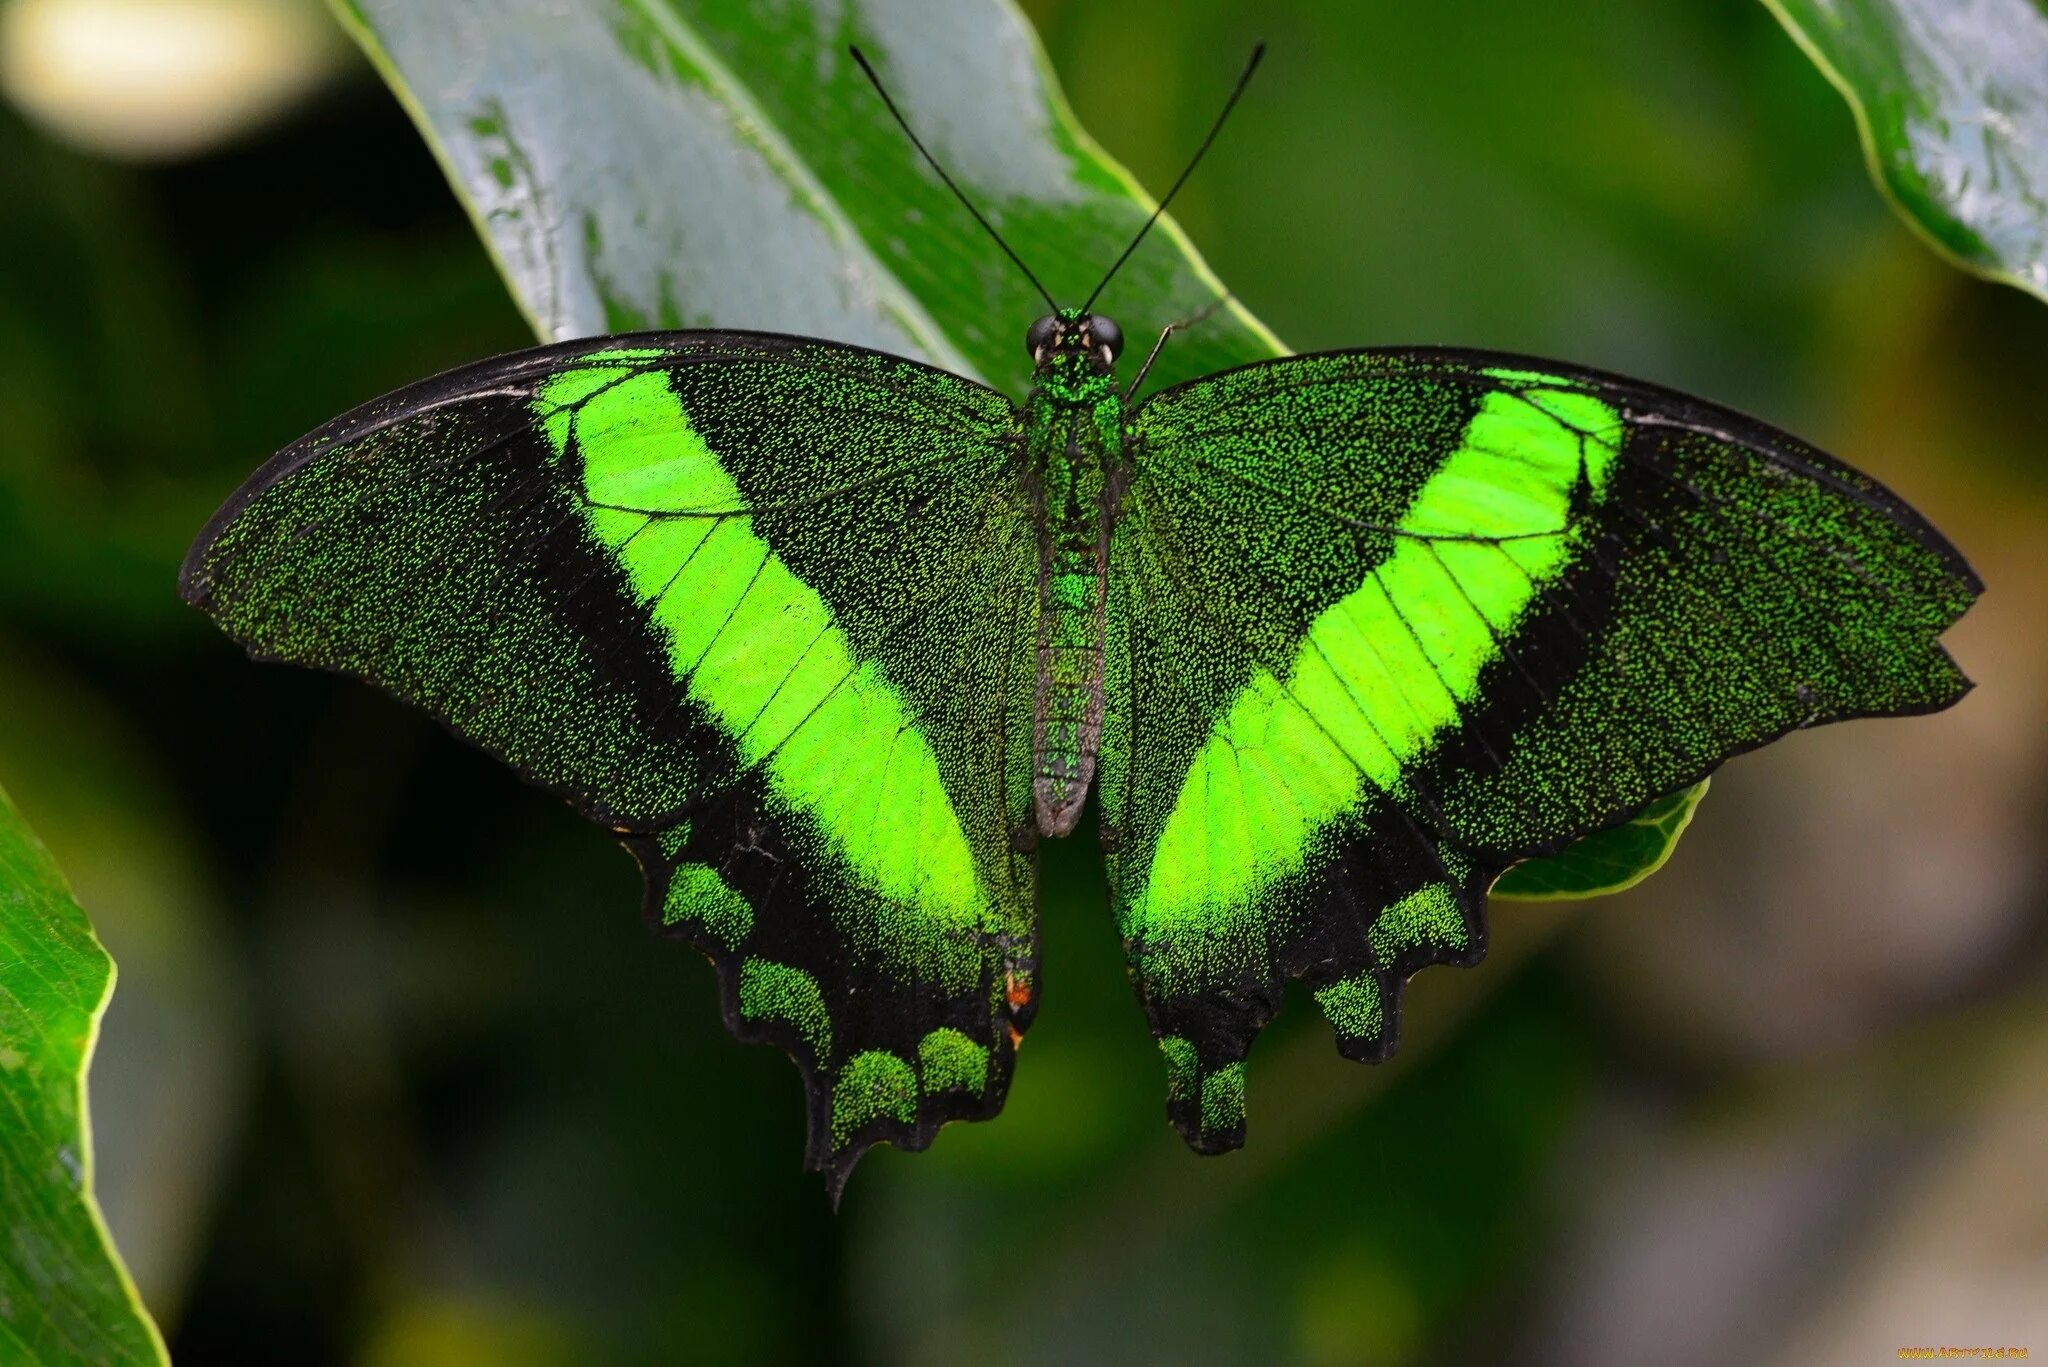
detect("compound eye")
(1088, 314), (1124, 360)
(1025, 315), (1060, 358)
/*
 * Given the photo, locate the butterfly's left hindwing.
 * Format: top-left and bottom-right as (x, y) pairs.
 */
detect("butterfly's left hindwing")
(181, 331), (1039, 1193)
(1108, 348), (1977, 1151)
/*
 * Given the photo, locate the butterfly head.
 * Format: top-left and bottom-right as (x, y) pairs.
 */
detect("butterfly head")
(1027, 308), (1124, 374)
(854, 40), (1261, 392)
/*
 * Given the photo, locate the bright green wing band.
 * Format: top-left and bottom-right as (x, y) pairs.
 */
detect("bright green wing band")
(534, 358), (991, 987)
(1109, 347), (1977, 1153)
(1128, 381), (1618, 978)
(182, 331), (1042, 1195)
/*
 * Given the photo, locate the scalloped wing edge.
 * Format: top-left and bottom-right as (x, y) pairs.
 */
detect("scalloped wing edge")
(623, 834), (1021, 1204)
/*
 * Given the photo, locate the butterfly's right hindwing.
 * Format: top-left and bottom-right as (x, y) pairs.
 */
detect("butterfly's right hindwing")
(181, 332), (1040, 1193)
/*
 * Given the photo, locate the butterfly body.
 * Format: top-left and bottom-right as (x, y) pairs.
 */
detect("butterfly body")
(1024, 308), (1128, 837)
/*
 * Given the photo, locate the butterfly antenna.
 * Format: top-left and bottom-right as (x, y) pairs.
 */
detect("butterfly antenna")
(851, 46), (1059, 313)
(1081, 43), (1265, 315)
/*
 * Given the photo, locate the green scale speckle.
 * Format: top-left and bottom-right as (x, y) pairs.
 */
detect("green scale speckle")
(917, 1028), (990, 1095)
(1200, 1063), (1247, 1138)
(834, 1051), (919, 1147)
(1314, 973), (1384, 1044)
(1158, 1035), (1199, 1104)
(1367, 882), (1468, 966)
(662, 863), (752, 949)
(738, 958), (831, 1062)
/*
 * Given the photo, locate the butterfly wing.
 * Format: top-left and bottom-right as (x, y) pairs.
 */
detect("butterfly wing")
(182, 331), (1039, 1193)
(1108, 348), (1978, 1150)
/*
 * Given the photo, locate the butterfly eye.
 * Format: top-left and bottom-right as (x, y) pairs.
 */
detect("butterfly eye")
(1025, 315), (1060, 358)
(1088, 315), (1124, 360)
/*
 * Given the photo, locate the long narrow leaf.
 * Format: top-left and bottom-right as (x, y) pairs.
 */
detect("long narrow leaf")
(0, 784), (165, 1366)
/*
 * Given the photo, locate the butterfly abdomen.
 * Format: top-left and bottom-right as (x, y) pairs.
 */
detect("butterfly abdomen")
(1027, 383), (1124, 837)
(1034, 525), (1106, 836)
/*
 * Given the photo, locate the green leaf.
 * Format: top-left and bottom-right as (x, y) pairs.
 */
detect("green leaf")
(332, 0), (1693, 896)
(1491, 780), (1710, 902)
(329, 0), (1281, 394)
(0, 649), (250, 1319)
(0, 782), (166, 1365)
(1762, 0), (2048, 302)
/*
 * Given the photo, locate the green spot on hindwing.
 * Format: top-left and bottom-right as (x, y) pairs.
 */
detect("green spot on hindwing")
(1368, 882), (1469, 965)
(916, 1028), (989, 1095)
(662, 863), (753, 949)
(737, 958), (831, 1061)
(1314, 972), (1384, 1043)
(1159, 1035), (1199, 1104)
(1158, 1036), (1246, 1143)
(834, 1050), (919, 1145)
(1200, 1062), (1246, 1136)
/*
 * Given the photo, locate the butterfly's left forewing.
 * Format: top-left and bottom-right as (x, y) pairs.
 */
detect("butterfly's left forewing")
(182, 332), (1040, 1192)
(1108, 348), (1977, 1150)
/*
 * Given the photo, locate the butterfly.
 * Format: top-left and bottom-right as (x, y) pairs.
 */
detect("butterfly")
(179, 46), (1978, 1196)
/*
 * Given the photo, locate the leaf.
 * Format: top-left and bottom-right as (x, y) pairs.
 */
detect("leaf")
(0, 782), (166, 1365)
(332, 0), (1694, 894)
(1762, 0), (2048, 303)
(329, 0), (1282, 394)
(0, 649), (250, 1318)
(1491, 780), (1710, 902)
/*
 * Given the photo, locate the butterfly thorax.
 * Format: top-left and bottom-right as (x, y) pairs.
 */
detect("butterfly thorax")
(1022, 336), (1126, 838)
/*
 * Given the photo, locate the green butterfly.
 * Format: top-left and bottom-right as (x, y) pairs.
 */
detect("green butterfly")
(179, 47), (1977, 1196)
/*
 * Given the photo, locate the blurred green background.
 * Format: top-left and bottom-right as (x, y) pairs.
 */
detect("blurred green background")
(1, 0), (2043, 1362)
